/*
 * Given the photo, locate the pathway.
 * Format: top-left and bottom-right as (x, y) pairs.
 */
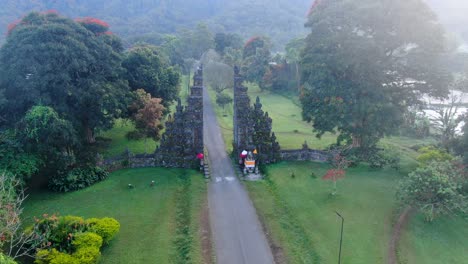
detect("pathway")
(204, 87), (275, 264)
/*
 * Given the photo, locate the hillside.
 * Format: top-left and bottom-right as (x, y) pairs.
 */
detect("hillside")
(0, 0), (313, 50)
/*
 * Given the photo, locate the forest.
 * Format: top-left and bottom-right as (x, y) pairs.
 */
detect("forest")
(0, 1), (467, 264)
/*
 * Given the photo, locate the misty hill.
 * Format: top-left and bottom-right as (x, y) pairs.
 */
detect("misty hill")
(0, 0), (313, 49)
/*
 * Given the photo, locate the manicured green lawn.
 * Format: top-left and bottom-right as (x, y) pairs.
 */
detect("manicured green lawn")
(98, 119), (159, 158)
(246, 161), (468, 264)
(208, 84), (338, 151)
(399, 214), (468, 264)
(246, 161), (399, 263)
(22, 168), (207, 264)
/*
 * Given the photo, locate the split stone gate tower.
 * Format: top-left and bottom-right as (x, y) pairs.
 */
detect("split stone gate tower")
(233, 66), (253, 155)
(154, 66), (204, 168)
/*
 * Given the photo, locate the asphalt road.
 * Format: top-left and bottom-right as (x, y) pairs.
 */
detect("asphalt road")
(204, 87), (275, 264)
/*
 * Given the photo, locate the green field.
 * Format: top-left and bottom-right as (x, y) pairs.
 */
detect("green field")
(22, 168), (207, 264)
(209, 84), (339, 151)
(98, 119), (159, 157)
(246, 161), (468, 264)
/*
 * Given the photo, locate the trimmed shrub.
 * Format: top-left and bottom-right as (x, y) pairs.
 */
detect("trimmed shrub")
(31, 215), (119, 264)
(86, 217), (120, 244)
(417, 146), (454, 165)
(35, 249), (79, 264)
(0, 253), (17, 264)
(49, 167), (108, 192)
(72, 232), (103, 249)
(73, 246), (101, 264)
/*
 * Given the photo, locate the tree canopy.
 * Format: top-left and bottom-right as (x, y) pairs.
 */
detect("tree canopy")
(0, 12), (129, 143)
(122, 45), (180, 108)
(300, 0), (450, 148)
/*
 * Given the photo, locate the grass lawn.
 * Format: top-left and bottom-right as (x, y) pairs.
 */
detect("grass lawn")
(22, 168), (207, 264)
(208, 84), (340, 151)
(399, 214), (468, 264)
(246, 161), (468, 263)
(98, 119), (158, 158)
(246, 161), (400, 263)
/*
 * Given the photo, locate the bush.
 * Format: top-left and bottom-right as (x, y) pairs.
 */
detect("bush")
(31, 215), (119, 264)
(49, 167), (108, 192)
(73, 246), (101, 264)
(338, 146), (400, 169)
(0, 253), (17, 264)
(398, 161), (467, 222)
(72, 232), (103, 249)
(126, 130), (145, 140)
(35, 249), (79, 264)
(86, 217), (120, 244)
(417, 146), (454, 165)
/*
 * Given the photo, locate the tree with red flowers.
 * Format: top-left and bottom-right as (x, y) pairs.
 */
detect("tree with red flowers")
(322, 154), (349, 195)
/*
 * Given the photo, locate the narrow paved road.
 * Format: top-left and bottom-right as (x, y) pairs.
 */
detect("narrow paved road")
(204, 87), (275, 264)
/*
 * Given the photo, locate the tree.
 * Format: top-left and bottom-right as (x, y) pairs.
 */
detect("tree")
(0, 12), (129, 143)
(216, 93), (233, 112)
(128, 89), (165, 144)
(243, 36), (268, 59)
(214, 32), (243, 55)
(0, 130), (41, 181)
(243, 47), (270, 89)
(300, 0), (450, 149)
(1, 173), (47, 260)
(204, 61), (234, 93)
(223, 47), (243, 67)
(18, 106), (78, 174)
(398, 161), (467, 222)
(250, 97), (281, 163)
(122, 45), (180, 108)
(285, 37), (305, 92)
(428, 88), (467, 150)
(322, 154), (348, 195)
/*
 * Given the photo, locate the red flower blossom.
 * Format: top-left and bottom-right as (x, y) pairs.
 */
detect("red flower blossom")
(307, 0), (322, 16)
(75, 17), (109, 28)
(244, 36), (261, 48)
(322, 169), (345, 181)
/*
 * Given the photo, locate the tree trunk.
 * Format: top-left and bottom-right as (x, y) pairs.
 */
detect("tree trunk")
(295, 62), (301, 93)
(352, 134), (361, 148)
(86, 126), (96, 144)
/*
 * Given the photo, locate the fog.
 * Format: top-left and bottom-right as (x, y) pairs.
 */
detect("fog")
(426, 0), (468, 47)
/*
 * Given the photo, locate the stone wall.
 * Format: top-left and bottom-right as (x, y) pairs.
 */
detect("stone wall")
(280, 148), (330, 162)
(99, 151), (156, 172)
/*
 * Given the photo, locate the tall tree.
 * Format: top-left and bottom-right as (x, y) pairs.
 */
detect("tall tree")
(0, 12), (129, 143)
(242, 37), (271, 90)
(128, 89), (165, 143)
(122, 45), (180, 108)
(300, 0), (450, 148)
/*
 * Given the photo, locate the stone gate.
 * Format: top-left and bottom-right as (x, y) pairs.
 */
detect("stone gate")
(153, 66), (204, 168)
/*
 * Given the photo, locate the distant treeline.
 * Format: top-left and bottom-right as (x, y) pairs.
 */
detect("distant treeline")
(0, 0), (313, 50)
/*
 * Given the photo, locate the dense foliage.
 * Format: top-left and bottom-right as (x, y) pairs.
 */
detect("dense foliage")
(398, 161), (467, 221)
(300, 0), (449, 149)
(0, 0), (312, 50)
(0, 12), (128, 144)
(48, 167), (108, 193)
(122, 45), (180, 108)
(32, 215), (119, 264)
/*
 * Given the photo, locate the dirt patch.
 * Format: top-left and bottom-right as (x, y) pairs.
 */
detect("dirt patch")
(388, 206), (415, 264)
(200, 197), (214, 264)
